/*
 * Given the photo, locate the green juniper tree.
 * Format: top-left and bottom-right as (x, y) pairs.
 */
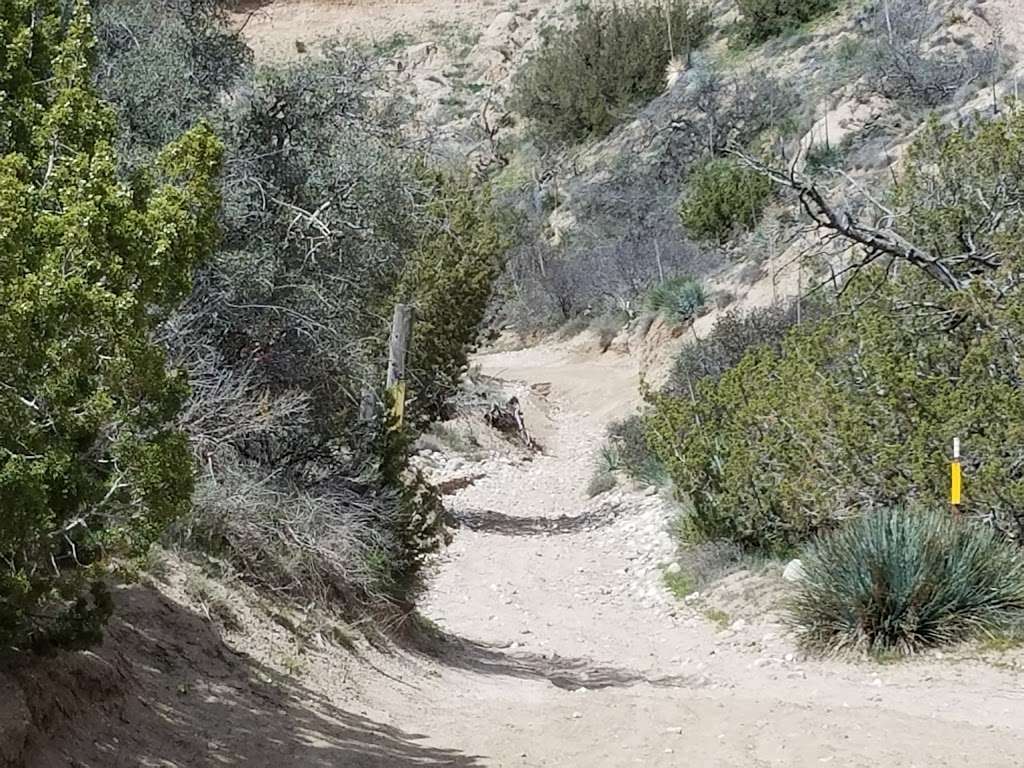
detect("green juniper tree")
(0, 0), (222, 652)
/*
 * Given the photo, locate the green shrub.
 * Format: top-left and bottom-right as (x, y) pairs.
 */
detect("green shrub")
(399, 172), (507, 424)
(607, 415), (665, 484)
(679, 158), (773, 242)
(648, 105), (1024, 553)
(90, 0), (500, 616)
(666, 302), (808, 395)
(789, 509), (1024, 655)
(0, 3), (222, 652)
(511, 0), (712, 143)
(646, 276), (707, 325)
(734, 0), (836, 44)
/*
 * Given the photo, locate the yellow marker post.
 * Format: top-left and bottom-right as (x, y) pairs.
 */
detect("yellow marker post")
(951, 437), (962, 512)
(389, 380), (407, 428)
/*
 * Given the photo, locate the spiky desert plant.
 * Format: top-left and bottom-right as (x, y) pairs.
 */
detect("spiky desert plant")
(646, 277), (707, 325)
(788, 509), (1024, 655)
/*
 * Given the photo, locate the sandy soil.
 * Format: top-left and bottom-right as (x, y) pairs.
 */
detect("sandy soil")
(229, 0), (548, 60)
(363, 343), (1024, 767)
(7, 342), (1024, 767)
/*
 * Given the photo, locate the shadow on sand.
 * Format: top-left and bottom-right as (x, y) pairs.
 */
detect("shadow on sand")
(7, 585), (483, 768)
(453, 505), (621, 537)
(408, 628), (702, 692)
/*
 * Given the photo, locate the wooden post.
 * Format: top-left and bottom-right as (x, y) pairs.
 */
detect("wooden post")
(386, 304), (414, 427)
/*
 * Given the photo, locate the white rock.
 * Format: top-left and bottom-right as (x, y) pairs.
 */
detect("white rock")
(401, 41), (437, 69)
(484, 11), (519, 37)
(665, 562), (682, 576)
(782, 558), (807, 582)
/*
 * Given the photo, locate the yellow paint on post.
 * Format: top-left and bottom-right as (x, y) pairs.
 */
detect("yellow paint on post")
(951, 461), (962, 506)
(389, 381), (407, 427)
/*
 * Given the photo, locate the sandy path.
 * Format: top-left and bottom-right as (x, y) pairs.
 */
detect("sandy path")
(365, 344), (1024, 767)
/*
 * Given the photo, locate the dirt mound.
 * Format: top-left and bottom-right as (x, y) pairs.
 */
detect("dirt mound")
(1, 583), (479, 768)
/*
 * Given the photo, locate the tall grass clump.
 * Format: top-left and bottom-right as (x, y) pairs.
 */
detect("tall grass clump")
(646, 277), (707, 325)
(788, 509), (1024, 655)
(511, 0), (712, 143)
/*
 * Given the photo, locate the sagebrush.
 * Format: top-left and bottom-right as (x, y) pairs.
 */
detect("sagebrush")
(511, 0), (712, 143)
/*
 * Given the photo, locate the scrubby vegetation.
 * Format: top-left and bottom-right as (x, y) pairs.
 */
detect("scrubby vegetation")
(0, 0), (506, 653)
(606, 415), (665, 485)
(0, 1), (222, 652)
(649, 106), (1024, 548)
(789, 510), (1024, 655)
(734, 0), (837, 43)
(645, 96), (1024, 648)
(679, 158), (774, 242)
(645, 276), (707, 325)
(859, 0), (1000, 107)
(664, 303), (808, 395)
(511, 0), (713, 143)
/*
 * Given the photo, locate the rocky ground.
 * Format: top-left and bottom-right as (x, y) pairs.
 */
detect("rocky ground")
(360, 342), (1024, 767)
(6, 340), (1024, 767)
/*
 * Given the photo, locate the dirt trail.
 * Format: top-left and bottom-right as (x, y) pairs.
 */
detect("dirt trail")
(9, 344), (1024, 767)
(363, 343), (1024, 767)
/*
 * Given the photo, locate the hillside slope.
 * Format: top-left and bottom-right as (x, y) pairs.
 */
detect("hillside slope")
(6, 1), (1024, 765)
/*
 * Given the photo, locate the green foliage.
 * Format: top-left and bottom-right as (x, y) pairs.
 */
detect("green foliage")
(679, 158), (772, 242)
(607, 415), (665, 485)
(666, 301), (816, 395)
(399, 173), (507, 423)
(804, 141), (845, 173)
(93, 0), (250, 160)
(645, 276), (707, 325)
(663, 567), (695, 599)
(92, 1), (508, 611)
(648, 106), (1024, 551)
(0, 2), (222, 651)
(734, 0), (837, 44)
(511, 0), (712, 143)
(789, 509), (1024, 655)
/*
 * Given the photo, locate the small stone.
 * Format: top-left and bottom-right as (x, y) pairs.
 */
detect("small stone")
(571, 711), (583, 719)
(665, 562), (682, 576)
(783, 559), (807, 582)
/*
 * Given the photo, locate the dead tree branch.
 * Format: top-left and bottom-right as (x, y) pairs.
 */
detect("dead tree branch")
(727, 148), (965, 291)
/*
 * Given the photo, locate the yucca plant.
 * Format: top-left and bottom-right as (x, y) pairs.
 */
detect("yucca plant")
(788, 509), (1024, 655)
(646, 277), (707, 325)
